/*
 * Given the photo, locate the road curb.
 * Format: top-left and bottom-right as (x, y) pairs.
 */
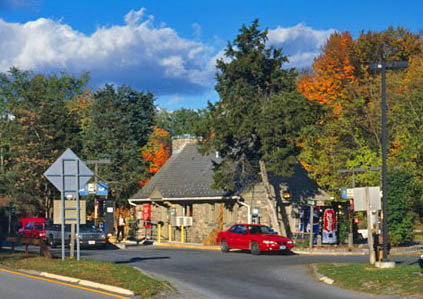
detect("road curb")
(154, 242), (368, 255)
(310, 264), (335, 285)
(293, 250), (367, 256)
(154, 242), (220, 251)
(38, 271), (134, 296)
(40, 272), (79, 283)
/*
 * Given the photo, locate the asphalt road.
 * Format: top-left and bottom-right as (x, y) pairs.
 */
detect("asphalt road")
(78, 245), (418, 299)
(0, 267), (125, 299)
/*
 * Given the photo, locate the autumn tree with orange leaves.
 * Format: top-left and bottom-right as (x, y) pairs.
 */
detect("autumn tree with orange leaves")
(140, 126), (171, 186)
(298, 31), (356, 114)
(298, 27), (423, 196)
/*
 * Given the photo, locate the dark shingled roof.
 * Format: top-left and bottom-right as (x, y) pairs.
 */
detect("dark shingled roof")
(130, 144), (230, 200)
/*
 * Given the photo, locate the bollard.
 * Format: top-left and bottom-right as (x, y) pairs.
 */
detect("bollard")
(169, 224), (172, 242)
(181, 225), (184, 243)
(158, 223), (161, 244)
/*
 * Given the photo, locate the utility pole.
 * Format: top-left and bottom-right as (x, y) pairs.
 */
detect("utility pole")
(85, 159), (111, 226)
(370, 59), (408, 261)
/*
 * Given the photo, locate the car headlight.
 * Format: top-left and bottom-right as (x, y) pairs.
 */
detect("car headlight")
(287, 240), (293, 244)
(263, 240), (275, 244)
(100, 234), (106, 239)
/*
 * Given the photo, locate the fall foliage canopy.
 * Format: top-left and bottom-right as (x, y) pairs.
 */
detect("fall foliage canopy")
(140, 126), (171, 186)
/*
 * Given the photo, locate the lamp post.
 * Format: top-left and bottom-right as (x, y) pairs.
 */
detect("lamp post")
(337, 168), (366, 189)
(370, 59), (408, 261)
(337, 167), (365, 248)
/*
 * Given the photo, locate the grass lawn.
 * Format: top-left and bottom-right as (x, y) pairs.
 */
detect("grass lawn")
(0, 249), (171, 298)
(317, 263), (423, 297)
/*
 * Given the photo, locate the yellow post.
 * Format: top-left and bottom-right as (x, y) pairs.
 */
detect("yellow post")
(158, 223), (162, 244)
(169, 224), (172, 242)
(181, 225), (184, 243)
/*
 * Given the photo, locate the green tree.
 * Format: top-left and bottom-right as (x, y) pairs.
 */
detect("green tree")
(386, 170), (415, 246)
(199, 20), (317, 235)
(155, 108), (203, 136)
(82, 84), (155, 204)
(0, 68), (89, 216)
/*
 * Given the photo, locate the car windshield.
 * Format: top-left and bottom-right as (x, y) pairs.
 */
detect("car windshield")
(34, 223), (45, 230)
(248, 225), (273, 234)
(80, 223), (100, 232)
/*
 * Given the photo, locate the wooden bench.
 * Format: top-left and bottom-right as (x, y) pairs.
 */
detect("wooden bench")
(6, 236), (52, 258)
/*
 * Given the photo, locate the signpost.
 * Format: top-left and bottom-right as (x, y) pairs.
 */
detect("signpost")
(308, 200), (315, 251)
(44, 149), (93, 261)
(85, 159), (111, 226)
(352, 186), (382, 265)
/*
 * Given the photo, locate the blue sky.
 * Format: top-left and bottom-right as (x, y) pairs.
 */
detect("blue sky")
(0, 0), (421, 110)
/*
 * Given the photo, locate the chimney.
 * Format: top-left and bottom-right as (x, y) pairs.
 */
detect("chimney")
(171, 135), (197, 154)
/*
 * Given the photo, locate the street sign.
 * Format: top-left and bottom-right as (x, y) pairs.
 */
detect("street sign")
(88, 183), (97, 194)
(79, 182), (108, 196)
(353, 187), (381, 212)
(44, 149), (93, 198)
(43, 148), (93, 261)
(341, 188), (354, 200)
(96, 183), (108, 196)
(53, 200), (86, 224)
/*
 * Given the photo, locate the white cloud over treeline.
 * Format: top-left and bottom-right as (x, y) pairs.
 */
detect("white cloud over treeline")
(0, 8), (334, 98)
(268, 23), (335, 68)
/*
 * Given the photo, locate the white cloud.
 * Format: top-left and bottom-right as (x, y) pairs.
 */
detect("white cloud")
(0, 8), (215, 96)
(268, 23), (335, 68)
(165, 95), (184, 107)
(0, 10), (335, 102)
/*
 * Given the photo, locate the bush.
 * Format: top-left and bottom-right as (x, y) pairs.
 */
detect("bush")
(387, 170), (415, 246)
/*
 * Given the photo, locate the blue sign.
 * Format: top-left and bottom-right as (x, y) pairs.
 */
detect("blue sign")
(96, 183), (108, 196)
(79, 185), (89, 196)
(79, 183), (108, 196)
(341, 188), (348, 200)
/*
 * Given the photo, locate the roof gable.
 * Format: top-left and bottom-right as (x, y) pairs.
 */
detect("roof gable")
(130, 144), (228, 200)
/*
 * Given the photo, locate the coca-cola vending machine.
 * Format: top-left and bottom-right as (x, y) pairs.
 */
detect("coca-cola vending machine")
(322, 209), (337, 244)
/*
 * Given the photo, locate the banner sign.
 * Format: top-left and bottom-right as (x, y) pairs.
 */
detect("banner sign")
(322, 209), (337, 244)
(142, 204), (151, 220)
(79, 183), (108, 196)
(142, 204), (151, 228)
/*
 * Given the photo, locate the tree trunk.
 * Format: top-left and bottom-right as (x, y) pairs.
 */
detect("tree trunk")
(259, 160), (281, 235)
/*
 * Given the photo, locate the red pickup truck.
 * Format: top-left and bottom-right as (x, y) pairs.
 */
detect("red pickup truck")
(18, 217), (47, 240)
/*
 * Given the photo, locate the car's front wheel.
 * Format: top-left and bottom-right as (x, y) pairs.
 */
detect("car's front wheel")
(220, 239), (229, 253)
(250, 241), (261, 255)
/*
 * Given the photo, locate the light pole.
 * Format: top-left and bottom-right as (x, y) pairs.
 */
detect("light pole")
(337, 167), (365, 248)
(338, 168), (366, 189)
(370, 59), (408, 261)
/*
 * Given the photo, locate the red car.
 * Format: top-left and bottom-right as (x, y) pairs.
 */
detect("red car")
(19, 220), (47, 240)
(216, 224), (294, 255)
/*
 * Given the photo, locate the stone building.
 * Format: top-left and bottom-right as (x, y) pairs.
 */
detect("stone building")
(128, 137), (330, 244)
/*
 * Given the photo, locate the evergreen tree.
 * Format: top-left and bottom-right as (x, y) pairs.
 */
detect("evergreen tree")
(82, 84), (155, 204)
(199, 20), (317, 235)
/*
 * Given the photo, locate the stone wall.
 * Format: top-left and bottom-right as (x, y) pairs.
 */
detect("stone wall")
(135, 182), (301, 243)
